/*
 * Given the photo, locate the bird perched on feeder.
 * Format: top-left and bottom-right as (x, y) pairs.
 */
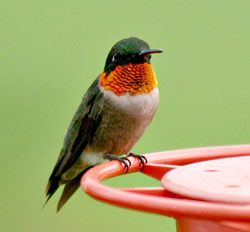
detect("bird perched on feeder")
(45, 37), (162, 211)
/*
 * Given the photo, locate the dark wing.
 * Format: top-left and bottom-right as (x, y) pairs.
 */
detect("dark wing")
(46, 77), (104, 199)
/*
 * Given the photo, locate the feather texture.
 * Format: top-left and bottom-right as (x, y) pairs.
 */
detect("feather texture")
(46, 78), (104, 201)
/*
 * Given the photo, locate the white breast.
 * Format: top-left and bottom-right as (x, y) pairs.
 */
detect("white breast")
(100, 87), (160, 117)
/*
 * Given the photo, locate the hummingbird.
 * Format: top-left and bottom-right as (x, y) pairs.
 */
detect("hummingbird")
(45, 37), (162, 211)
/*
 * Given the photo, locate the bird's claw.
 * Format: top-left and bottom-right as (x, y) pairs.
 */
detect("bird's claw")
(104, 154), (131, 173)
(128, 153), (147, 170)
(120, 157), (131, 173)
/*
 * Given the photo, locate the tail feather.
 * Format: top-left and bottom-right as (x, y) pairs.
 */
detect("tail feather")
(57, 166), (93, 212)
(43, 177), (60, 208)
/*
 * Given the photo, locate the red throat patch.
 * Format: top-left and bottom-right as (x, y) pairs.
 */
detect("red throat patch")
(99, 63), (158, 96)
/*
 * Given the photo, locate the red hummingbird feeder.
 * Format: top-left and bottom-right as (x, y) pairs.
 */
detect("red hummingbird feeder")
(81, 145), (250, 232)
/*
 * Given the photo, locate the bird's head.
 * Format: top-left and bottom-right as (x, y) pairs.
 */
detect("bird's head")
(100, 37), (162, 96)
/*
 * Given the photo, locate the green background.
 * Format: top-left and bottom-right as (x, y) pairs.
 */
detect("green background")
(1, 0), (250, 231)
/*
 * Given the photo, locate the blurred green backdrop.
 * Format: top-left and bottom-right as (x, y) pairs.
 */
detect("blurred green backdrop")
(1, 0), (250, 231)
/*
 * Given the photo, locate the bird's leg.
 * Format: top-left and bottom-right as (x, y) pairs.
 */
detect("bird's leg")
(128, 153), (147, 170)
(104, 154), (131, 173)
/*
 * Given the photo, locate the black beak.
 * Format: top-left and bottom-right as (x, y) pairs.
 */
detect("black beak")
(139, 49), (163, 56)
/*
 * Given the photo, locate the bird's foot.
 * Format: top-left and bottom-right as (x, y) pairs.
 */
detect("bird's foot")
(128, 153), (147, 170)
(104, 154), (131, 173)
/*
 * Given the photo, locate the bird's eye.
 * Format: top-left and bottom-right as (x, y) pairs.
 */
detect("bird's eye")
(112, 54), (122, 62)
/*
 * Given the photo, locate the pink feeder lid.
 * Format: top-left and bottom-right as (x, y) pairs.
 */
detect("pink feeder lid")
(162, 156), (250, 204)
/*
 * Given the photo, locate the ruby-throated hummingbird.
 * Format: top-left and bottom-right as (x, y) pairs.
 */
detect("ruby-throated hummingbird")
(46, 37), (162, 211)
